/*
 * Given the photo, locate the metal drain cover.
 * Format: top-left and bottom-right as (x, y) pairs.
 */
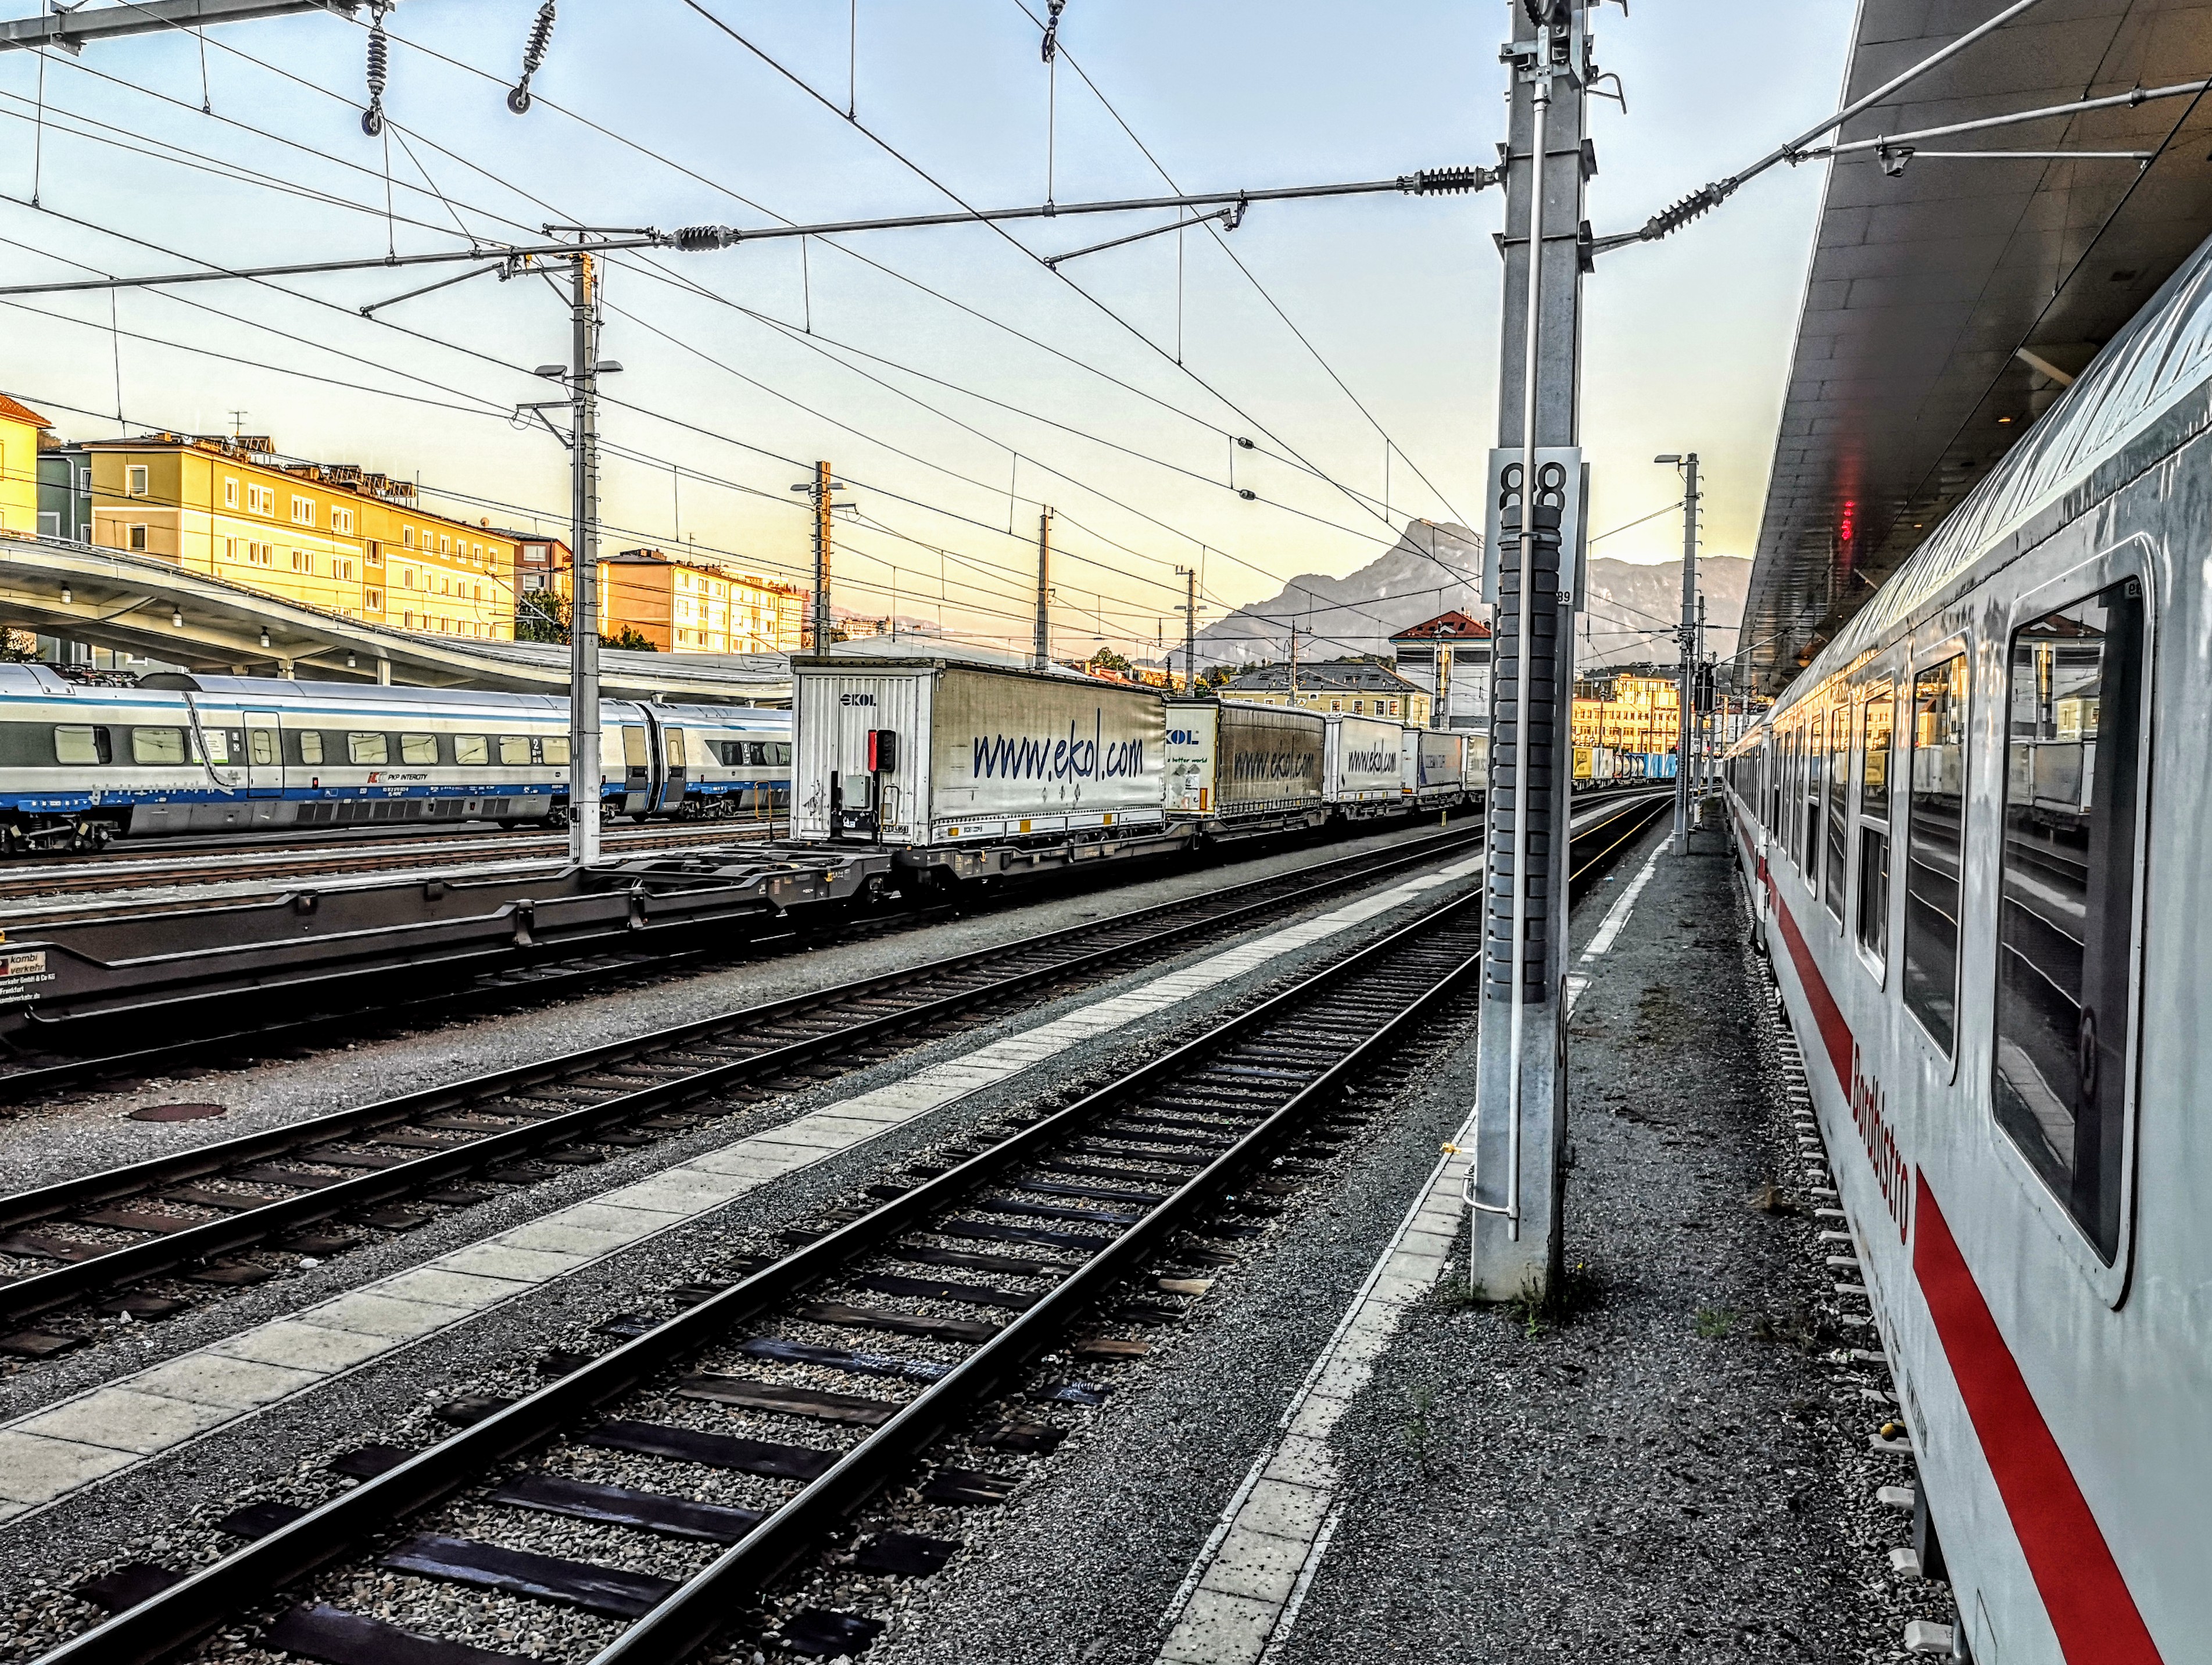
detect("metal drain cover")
(126, 1102), (228, 1122)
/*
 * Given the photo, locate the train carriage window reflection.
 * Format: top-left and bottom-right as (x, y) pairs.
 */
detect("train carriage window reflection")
(348, 732), (388, 765)
(1824, 706), (1849, 919)
(454, 735), (489, 767)
(1994, 585), (2145, 1263)
(400, 733), (438, 765)
(131, 726), (185, 765)
(1804, 717), (1826, 878)
(543, 735), (571, 766)
(53, 725), (109, 765)
(296, 731), (324, 765)
(1903, 656), (1969, 1053)
(249, 728), (276, 767)
(771, 742), (792, 766)
(1857, 688), (1893, 962)
(497, 735), (531, 767)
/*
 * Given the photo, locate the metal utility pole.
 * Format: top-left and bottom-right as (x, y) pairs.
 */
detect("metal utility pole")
(1033, 507), (1053, 669)
(1465, 0), (1590, 1305)
(1288, 624), (1300, 706)
(1653, 451), (1700, 853)
(1177, 565), (1198, 692)
(1695, 591), (1708, 800)
(790, 461), (846, 656)
(567, 250), (603, 868)
(813, 460), (833, 657)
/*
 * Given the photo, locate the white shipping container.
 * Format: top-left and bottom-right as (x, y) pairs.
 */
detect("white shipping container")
(1165, 700), (1325, 819)
(1323, 713), (1405, 805)
(793, 659), (1165, 846)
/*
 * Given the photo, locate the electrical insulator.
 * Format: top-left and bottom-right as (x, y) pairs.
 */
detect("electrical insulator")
(361, 2), (391, 137)
(509, 0), (557, 115)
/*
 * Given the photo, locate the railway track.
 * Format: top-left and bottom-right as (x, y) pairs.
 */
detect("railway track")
(0, 821), (782, 906)
(0, 826), (1495, 1347)
(31, 876), (1488, 1665)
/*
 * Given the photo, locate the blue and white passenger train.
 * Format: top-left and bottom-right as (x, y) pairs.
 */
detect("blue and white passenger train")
(0, 665), (791, 849)
(1724, 231), (2212, 1664)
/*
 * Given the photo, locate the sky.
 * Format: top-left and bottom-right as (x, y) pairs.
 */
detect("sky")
(0, 0), (1857, 660)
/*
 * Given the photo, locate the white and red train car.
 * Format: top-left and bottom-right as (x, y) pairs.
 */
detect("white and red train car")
(1724, 237), (2212, 1662)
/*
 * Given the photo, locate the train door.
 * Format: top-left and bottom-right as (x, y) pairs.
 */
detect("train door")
(656, 725), (688, 812)
(620, 723), (651, 815)
(244, 710), (283, 799)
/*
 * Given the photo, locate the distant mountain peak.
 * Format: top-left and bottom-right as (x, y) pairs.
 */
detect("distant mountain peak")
(1196, 517), (1747, 671)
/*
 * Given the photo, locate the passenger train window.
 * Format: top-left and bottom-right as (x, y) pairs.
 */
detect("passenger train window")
(1856, 688), (1892, 962)
(400, 733), (438, 765)
(53, 725), (109, 765)
(771, 742), (791, 766)
(497, 736), (531, 767)
(665, 730), (686, 767)
(1902, 656), (1968, 1054)
(297, 731), (324, 765)
(131, 726), (185, 765)
(543, 736), (571, 765)
(249, 729), (276, 767)
(348, 732), (388, 765)
(1824, 707), (1849, 921)
(455, 735), (489, 767)
(1993, 584), (2145, 1263)
(1803, 718), (1825, 879)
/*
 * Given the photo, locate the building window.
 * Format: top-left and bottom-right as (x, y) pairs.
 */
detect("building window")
(291, 550), (312, 573)
(332, 506), (353, 535)
(128, 524), (148, 551)
(291, 496), (314, 526)
(366, 589), (382, 610)
(335, 559), (355, 581)
(366, 539), (381, 565)
(224, 478), (239, 508)
(438, 534), (450, 554)
(247, 482), (275, 516)
(126, 464), (149, 497)
(403, 526), (416, 548)
(402, 570), (414, 589)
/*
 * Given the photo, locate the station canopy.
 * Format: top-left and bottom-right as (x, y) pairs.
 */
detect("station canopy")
(1744, 0), (2212, 695)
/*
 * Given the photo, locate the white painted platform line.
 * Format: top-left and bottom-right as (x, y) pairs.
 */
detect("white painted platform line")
(0, 855), (1483, 1526)
(1154, 836), (1666, 1664)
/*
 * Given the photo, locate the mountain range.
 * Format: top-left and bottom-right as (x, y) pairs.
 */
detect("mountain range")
(1192, 518), (1747, 672)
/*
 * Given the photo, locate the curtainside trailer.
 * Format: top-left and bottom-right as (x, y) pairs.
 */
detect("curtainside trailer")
(1322, 712), (1405, 820)
(792, 658), (1175, 880)
(1407, 727), (1467, 810)
(1164, 699), (1327, 838)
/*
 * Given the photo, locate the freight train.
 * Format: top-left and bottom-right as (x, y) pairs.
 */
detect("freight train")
(0, 667), (791, 850)
(1722, 233), (2212, 1664)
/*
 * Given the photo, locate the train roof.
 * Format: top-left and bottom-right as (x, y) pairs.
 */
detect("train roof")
(1776, 225), (2212, 717)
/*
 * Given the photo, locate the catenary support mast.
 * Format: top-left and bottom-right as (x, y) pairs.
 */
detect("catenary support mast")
(1034, 508), (1053, 669)
(567, 249), (602, 868)
(1465, 0), (1590, 1303)
(1674, 453), (1699, 852)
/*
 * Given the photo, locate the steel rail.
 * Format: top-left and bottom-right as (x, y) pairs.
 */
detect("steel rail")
(0, 826), (1486, 1324)
(36, 878), (1487, 1665)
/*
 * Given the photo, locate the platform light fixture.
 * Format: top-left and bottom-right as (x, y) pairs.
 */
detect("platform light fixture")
(259, 628), (270, 648)
(171, 608), (183, 628)
(58, 584), (69, 605)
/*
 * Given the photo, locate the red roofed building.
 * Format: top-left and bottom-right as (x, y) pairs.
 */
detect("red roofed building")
(1389, 610), (1492, 731)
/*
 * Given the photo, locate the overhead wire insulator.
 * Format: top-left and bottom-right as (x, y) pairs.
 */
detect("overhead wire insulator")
(1040, 0), (1066, 63)
(1404, 164), (1494, 195)
(1637, 178), (1739, 242)
(671, 224), (740, 252)
(508, 0), (556, 115)
(361, 1), (391, 137)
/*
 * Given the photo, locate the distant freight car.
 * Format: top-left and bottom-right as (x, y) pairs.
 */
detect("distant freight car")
(1322, 712), (1404, 819)
(1164, 699), (1327, 838)
(1407, 728), (1467, 810)
(792, 659), (1168, 867)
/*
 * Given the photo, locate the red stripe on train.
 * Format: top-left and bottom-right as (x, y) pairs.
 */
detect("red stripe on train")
(1739, 812), (2162, 1661)
(1915, 1179), (2164, 1664)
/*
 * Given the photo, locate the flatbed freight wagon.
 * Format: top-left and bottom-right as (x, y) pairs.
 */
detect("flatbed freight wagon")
(792, 658), (1182, 881)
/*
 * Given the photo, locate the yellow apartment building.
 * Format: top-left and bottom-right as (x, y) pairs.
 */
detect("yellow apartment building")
(572, 547), (804, 654)
(84, 433), (517, 641)
(1571, 671), (1681, 752)
(0, 393), (49, 539)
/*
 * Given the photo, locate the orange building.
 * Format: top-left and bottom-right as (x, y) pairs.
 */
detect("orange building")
(579, 547), (804, 654)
